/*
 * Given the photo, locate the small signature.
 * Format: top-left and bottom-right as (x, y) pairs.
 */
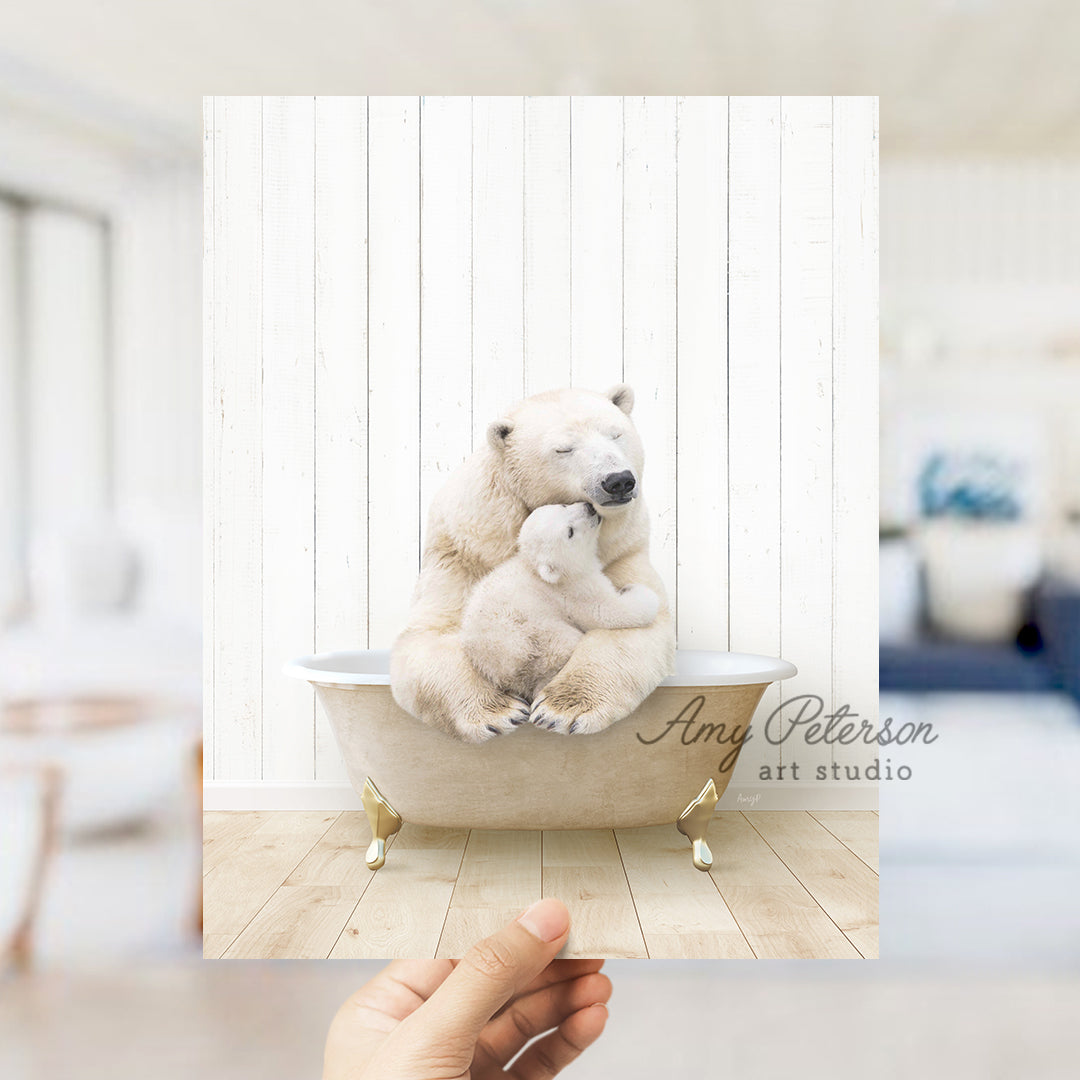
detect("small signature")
(735, 792), (761, 807)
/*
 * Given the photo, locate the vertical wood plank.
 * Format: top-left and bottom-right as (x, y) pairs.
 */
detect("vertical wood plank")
(779, 96), (833, 781)
(212, 96), (263, 781)
(623, 96), (678, 610)
(726, 96), (783, 787)
(472, 96), (525, 437)
(420, 96), (474, 529)
(367, 97), (420, 648)
(570, 96), (623, 390)
(204, 96), (878, 808)
(261, 96), (316, 782)
(524, 97), (571, 396)
(314, 96), (368, 782)
(832, 98), (879, 773)
(675, 96), (728, 649)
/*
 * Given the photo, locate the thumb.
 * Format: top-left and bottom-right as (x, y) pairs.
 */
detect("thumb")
(407, 899), (570, 1049)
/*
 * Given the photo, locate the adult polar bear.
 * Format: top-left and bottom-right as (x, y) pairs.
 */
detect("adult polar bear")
(390, 383), (675, 743)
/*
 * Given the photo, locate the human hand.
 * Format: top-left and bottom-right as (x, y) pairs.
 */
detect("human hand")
(324, 899), (611, 1079)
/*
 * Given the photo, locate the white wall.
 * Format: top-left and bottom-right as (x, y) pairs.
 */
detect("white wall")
(881, 159), (1080, 533)
(0, 102), (202, 629)
(113, 164), (203, 625)
(883, 158), (1080, 355)
(205, 96), (878, 810)
(0, 203), (21, 620)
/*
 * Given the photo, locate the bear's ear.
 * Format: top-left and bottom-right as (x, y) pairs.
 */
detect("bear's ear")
(607, 383), (634, 415)
(487, 418), (514, 452)
(536, 562), (561, 585)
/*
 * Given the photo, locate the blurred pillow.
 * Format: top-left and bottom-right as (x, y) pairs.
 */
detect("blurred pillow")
(28, 521), (138, 619)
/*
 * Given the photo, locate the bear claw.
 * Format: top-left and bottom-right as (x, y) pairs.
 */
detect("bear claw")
(459, 693), (536, 741)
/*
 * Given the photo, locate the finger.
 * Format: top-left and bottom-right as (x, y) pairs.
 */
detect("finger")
(345, 960), (455, 1027)
(406, 899), (571, 1047)
(324, 962), (455, 1080)
(491, 958), (606, 1017)
(478, 971), (612, 1064)
(509, 1003), (609, 1080)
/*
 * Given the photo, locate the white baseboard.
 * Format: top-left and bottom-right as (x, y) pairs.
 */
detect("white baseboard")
(204, 780), (878, 813)
(720, 782), (878, 812)
(204, 782), (364, 811)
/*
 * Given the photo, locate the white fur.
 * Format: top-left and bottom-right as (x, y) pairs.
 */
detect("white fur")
(390, 384), (676, 742)
(460, 502), (660, 704)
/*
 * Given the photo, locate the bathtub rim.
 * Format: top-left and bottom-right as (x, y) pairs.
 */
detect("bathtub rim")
(284, 647), (797, 687)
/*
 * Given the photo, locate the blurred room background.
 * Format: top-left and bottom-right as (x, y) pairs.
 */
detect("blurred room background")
(0, 33), (203, 971)
(879, 153), (1080, 965)
(3, 0), (1080, 1076)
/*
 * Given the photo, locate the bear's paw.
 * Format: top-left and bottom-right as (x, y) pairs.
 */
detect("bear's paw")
(529, 685), (617, 736)
(455, 690), (532, 743)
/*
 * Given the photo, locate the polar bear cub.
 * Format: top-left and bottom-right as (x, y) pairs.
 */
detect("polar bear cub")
(461, 501), (661, 708)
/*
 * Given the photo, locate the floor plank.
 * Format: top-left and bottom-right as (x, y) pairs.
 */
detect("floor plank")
(201, 811), (879, 960)
(708, 812), (863, 959)
(202, 812), (339, 935)
(745, 811), (878, 934)
(201, 933), (238, 959)
(437, 831), (541, 959)
(203, 811), (273, 876)
(642, 931), (761, 960)
(844, 924), (879, 959)
(709, 812), (803, 887)
(203, 811), (271, 844)
(542, 830), (647, 959)
(224, 886), (361, 959)
(721, 885), (862, 959)
(614, 825), (754, 959)
(809, 810), (879, 871)
(285, 812), (382, 888)
(330, 824), (468, 959)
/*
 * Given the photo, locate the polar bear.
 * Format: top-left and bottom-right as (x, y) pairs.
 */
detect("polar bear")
(460, 501), (661, 712)
(390, 383), (675, 743)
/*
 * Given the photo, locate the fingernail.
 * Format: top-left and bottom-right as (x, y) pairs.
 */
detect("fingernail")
(517, 898), (569, 942)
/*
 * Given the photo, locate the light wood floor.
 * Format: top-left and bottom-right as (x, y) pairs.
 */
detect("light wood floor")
(203, 810), (878, 960)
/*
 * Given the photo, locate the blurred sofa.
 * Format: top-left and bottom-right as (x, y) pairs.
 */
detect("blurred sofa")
(881, 576), (1080, 700)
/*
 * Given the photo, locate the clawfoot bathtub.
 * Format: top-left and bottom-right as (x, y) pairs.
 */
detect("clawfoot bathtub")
(284, 649), (796, 871)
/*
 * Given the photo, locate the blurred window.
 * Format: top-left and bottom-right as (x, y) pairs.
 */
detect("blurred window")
(0, 195), (111, 625)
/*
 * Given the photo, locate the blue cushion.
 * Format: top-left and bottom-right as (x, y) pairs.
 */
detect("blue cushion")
(880, 640), (1056, 693)
(1036, 578), (1080, 700)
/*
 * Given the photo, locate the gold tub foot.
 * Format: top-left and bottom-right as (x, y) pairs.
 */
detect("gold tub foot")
(361, 778), (403, 870)
(676, 779), (720, 872)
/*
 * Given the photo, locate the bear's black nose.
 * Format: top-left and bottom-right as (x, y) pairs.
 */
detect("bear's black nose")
(601, 470), (636, 498)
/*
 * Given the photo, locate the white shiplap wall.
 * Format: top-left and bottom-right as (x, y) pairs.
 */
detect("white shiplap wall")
(205, 96), (878, 809)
